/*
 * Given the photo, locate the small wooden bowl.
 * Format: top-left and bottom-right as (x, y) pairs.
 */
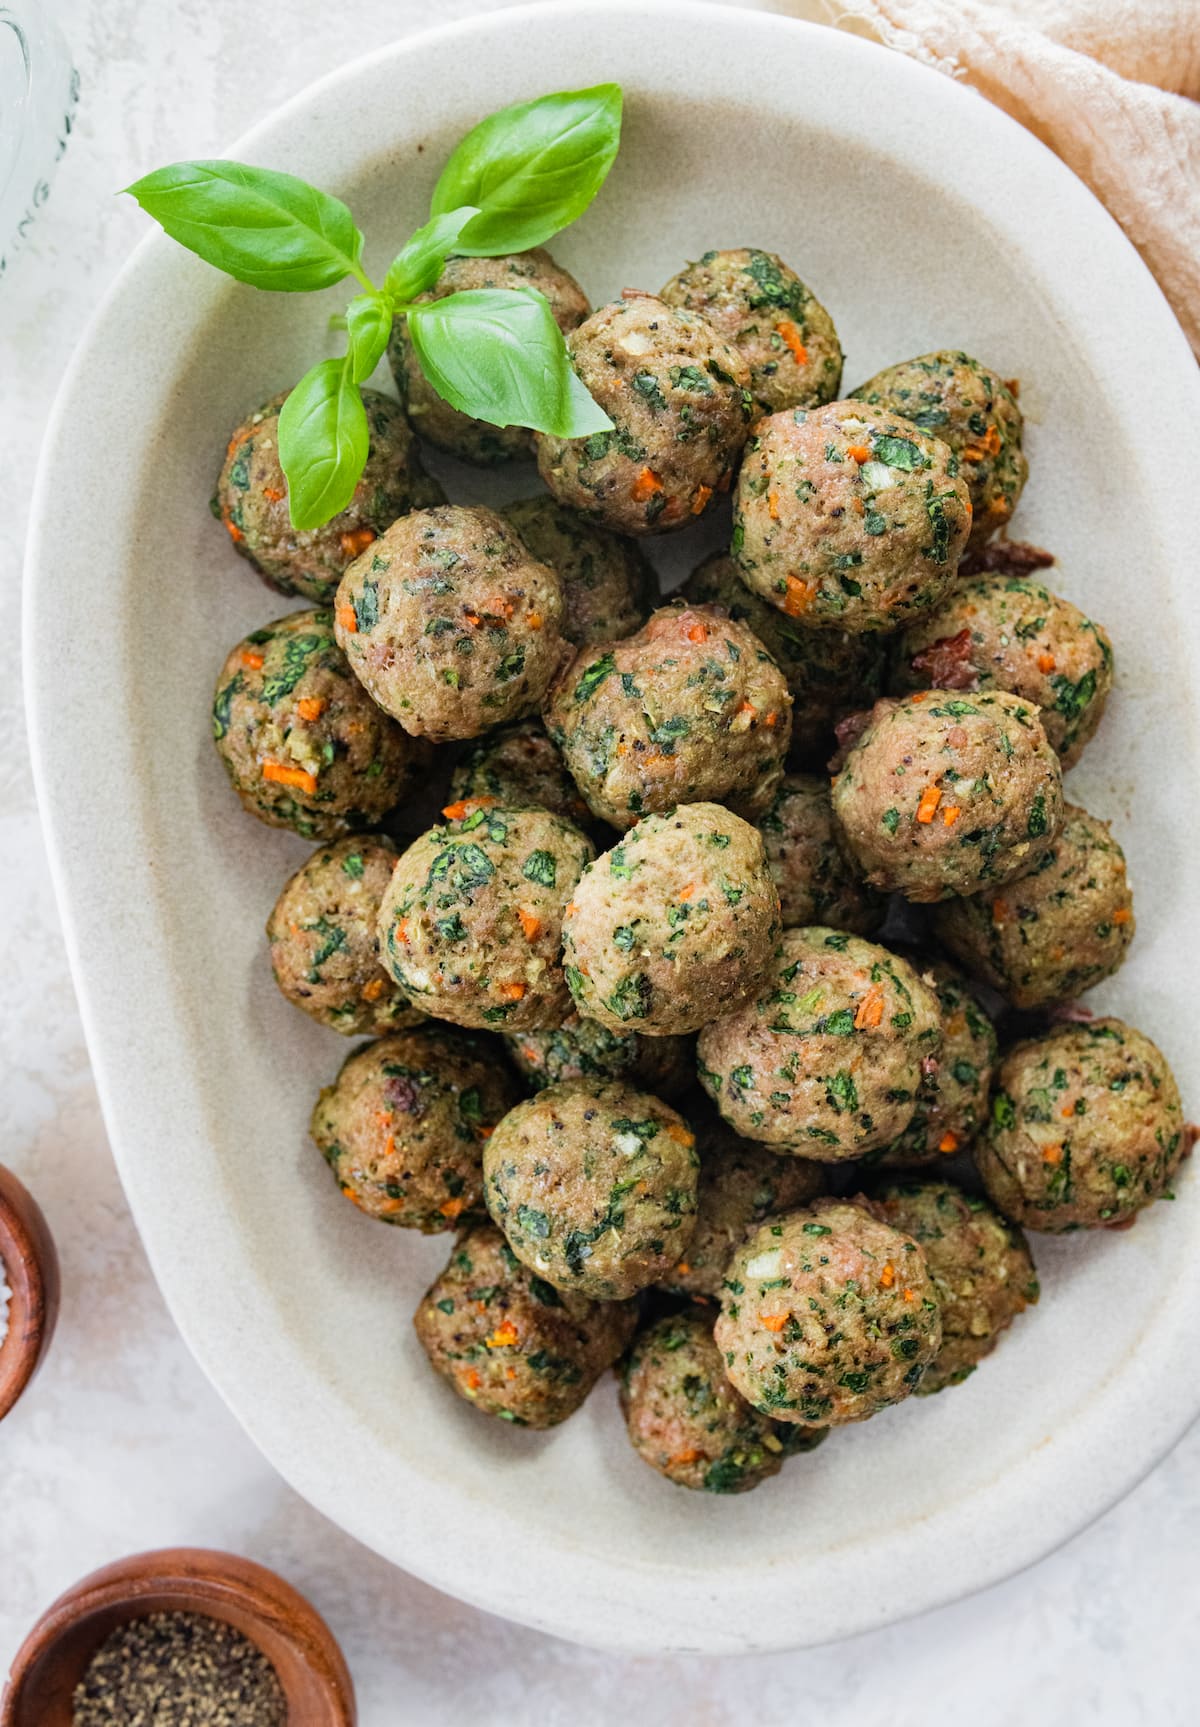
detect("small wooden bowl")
(0, 1164), (60, 1422)
(1, 1549), (357, 1725)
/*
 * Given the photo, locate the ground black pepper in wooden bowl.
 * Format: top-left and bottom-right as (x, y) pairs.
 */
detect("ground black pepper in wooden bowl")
(71, 1611), (286, 1726)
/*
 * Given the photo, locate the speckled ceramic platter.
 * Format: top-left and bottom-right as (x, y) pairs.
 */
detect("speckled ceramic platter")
(26, 0), (1200, 1654)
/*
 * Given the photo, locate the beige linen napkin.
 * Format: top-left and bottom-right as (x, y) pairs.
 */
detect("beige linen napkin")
(806, 0), (1200, 355)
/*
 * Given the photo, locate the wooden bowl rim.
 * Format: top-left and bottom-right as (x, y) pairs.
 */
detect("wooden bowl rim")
(0, 1164), (59, 1423)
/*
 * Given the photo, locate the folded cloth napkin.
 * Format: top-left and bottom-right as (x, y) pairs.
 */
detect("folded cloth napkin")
(811, 0), (1200, 356)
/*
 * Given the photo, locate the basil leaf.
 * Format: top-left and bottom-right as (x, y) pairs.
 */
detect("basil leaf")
(431, 85), (622, 256)
(384, 206), (480, 304)
(122, 160), (366, 291)
(277, 358), (369, 530)
(406, 288), (611, 437)
(344, 292), (393, 383)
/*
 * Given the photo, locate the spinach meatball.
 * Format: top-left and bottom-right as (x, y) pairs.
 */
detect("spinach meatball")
(831, 690), (1063, 902)
(212, 609), (427, 839)
(977, 1020), (1186, 1232)
(310, 1029), (517, 1230)
(715, 1200), (942, 1424)
(544, 603), (792, 830)
(503, 1015), (693, 1101)
(659, 248), (842, 414)
(387, 248), (590, 465)
(682, 552), (885, 754)
(266, 835), (420, 1036)
(621, 1310), (821, 1493)
(378, 803), (593, 1032)
(892, 574), (1114, 767)
(868, 959), (997, 1166)
(334, 505), (564, 741)
(446, 721), (590, 827)
(562, 805), (780, 1037)
(501, 496), (655, 646)
(850, 352), (1026, 549)
(414, 1221), (636, 1427)
(933, 804), (1134, 1010)
(214, 388), (443, 604)
(733, 403), (971, 633)
(483, 1077), (699, 1300)
(872, 1181), (1039, 1392)
(759, 774), (885, 934)
(665, 1109), (826, 1300)
(534, 294), (752, 535)
(697, 928), (942, 1159)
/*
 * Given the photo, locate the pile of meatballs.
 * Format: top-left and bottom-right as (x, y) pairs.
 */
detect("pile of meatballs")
(210, 244), (1188, 1496)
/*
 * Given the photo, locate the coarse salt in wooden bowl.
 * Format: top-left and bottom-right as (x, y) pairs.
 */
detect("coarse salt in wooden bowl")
(0, 1548), (356, 1726)
(0, 1163), (60, 1424)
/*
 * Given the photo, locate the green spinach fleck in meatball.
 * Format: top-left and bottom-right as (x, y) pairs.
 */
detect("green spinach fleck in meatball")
(414, 1221), (636, 1427)
(872, 1180), (1038, 1392)
(733, 403), (971, 633)
(535, 294), (753, 535)
(310, 1029), (517, 1230)
(866, 958), (997, 1166)
(659, 248), (842, 414)
(267, 835), (420, 1036)
(447, 721), (590, 828)
(759, 773), (884, 935)
(850, 352), (1026, 549)
(977, 1020), (1186, 1231)
(621, 1309), (824, 1492)
(388, 248), (590, 464)
(212, 609), (428, 838)
(831, 690), (1063, 902)
(501, 495), (655, 646)
(483, 1077), (699, 1300)
(503, 1015), (694, 1101)
(334, 505), (565, 741)
(214, 388), (443, 604)
(697, 928), (942, 1159)
(562, 804), (780, 1037)
(892, 574), (1113, 767)
(544, 603), (792, 830)
(715, 1200), (942, 1424)
(933, 803), (1134, 1009)
(378, 803), (594, 1031)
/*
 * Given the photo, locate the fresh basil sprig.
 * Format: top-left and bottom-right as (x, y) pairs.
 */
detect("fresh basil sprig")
(123, 86), (622, 530)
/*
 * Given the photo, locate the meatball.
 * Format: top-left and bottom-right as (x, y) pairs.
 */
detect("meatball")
(682, 552), (885, 753)
(850, 352), (1026, 549)
(562, 805), (780, 1037)
(413, 1221), (636, 1427)
(266, 835), (420, 1036)
(388, 248), (590, 464)
(501, 496), (655, 646)
(620, 1310), (816, 1492)
(715, 1200), (942, 1424)
(212, 609), (427, 839)
(697, 928), (942, 1158)
(334, 505), (565, 741)
(544, 603), (792, 830)
(831, 691), (1063, 902)
(892, 574), (1114, 767)
(483, 1078), (700, 1300)
(872, 1181), (1039, 1392)
(659, 248), (842, 414)
(664, 1109), (826, 1300)
(378, 803), (594, 1032)
(534, 294), (752, 535)
(733, 403), (972, 633)
(310, 1029), (517, 1230)
(868, 959), (997, 1166)
(213, 388), (443, 604)
(503, 1015), (693, 1101)
(446, 721), (590, 827)
(933, 804), (1134, 1010)
(977, 1020), (1186, 1231)
(759, 774), (884, 934)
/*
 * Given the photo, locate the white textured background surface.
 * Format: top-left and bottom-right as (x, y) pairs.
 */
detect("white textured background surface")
(1, 0), (1197, 1719)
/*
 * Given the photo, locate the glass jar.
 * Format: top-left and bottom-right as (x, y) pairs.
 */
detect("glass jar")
(0, 4), (79, 280)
